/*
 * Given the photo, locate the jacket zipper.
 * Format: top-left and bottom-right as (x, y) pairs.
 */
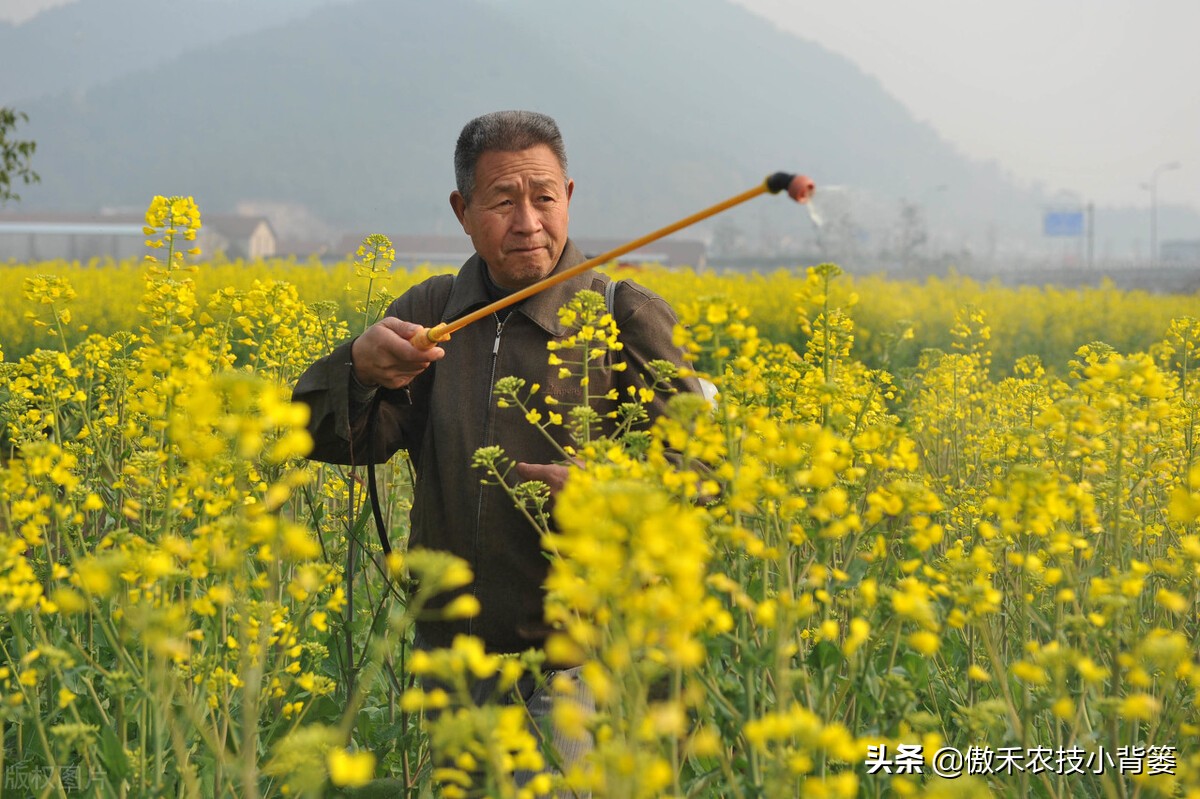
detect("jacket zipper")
(468, 313), (506, 637)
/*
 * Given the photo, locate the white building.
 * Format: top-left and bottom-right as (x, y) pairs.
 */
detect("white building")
(0, 212), (276, 262)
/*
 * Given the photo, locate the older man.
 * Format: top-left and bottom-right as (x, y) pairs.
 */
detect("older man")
(296, 109), (699, 650)
(293, 109), (699, 785)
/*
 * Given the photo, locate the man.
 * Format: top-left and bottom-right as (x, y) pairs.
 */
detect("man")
(292, 110), (700, 783)
(295, 108), (700, 651)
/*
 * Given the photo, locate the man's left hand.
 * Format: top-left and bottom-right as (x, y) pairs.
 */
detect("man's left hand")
(515, 462), (572, 494)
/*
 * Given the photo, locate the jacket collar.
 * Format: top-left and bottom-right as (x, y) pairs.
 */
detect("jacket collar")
(441, 239), (601, 337)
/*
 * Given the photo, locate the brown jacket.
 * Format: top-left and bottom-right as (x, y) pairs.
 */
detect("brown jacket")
(293, 240), (699, 654)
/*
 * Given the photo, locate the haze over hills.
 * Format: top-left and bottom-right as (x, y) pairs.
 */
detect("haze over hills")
(6, 0), (1197, 266)
(0, 0), (345, 103)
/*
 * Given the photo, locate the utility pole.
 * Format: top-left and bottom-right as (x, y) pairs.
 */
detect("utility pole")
(1147, 161), (1181, 267)
(1086, 202), (1094, 271)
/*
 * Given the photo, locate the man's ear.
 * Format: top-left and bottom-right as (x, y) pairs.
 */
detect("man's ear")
(450, 191), (469, 232)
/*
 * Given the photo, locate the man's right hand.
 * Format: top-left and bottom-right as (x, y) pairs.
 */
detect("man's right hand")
(351, 318), (445, 389)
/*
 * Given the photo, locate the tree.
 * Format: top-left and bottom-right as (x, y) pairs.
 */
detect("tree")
(896, 199), (928, 272)
(1, 107), (39, 206)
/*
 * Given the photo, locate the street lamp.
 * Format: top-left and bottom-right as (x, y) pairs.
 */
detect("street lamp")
(1148, 161), (1181, 266)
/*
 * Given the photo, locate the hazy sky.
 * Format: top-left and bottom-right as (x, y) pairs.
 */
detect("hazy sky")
(0, 0), (72, 24)
(731, 0), (1200, 213)
(6, 0), (1198, 215)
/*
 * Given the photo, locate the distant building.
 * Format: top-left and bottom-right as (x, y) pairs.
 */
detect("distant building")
(199, 214), (277, 260)
(0, 213), (145, 262)
(337, 234), (475, 267)
(272, 239), (335, 260)
(576, 237), (706, 270)
(337, 233), (706, 269)
(0, 211), (276, 262)
(1161, 239), (1200, 265)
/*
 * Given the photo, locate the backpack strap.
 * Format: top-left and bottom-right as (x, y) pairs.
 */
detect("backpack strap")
(367, 276), (456, 556)
(605, 277), (716, 407)
(604, 278), (642, 404)
(605, 277), (621, 318)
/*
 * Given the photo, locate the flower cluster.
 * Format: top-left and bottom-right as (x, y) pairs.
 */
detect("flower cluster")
(5, 214), (1200, 797)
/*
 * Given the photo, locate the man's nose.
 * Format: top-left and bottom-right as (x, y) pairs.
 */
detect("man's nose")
(510, 199), (542, 233)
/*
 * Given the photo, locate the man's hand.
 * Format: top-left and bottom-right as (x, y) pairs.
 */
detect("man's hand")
(516, 462), (573, 495)
(351, 318), (445, 389)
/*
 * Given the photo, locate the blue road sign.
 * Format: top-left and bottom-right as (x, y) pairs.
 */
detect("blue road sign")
(1044, 210), (1084, 237)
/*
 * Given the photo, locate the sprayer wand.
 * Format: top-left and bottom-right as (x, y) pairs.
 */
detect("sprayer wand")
(409, 171), (814, 349)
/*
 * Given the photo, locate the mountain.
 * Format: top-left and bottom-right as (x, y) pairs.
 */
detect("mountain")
(10, 0), (1189, 260)
(0, 0), (344, 103)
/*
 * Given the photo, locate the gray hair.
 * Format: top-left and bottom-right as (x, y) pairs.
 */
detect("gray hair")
(454, 110), (569, 202)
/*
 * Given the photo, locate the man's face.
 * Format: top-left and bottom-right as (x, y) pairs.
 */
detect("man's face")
(450, 144), (574, 290)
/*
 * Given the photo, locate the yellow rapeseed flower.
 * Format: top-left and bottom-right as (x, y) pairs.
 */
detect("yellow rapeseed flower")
(327, 748), (375, 787)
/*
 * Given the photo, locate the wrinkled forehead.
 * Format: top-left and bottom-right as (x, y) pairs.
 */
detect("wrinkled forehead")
(473, 146), (569, 193)
(487, 172), (566, 194)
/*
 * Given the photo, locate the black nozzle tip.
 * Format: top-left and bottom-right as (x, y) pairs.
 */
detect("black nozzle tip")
(765, 172), (797, 194)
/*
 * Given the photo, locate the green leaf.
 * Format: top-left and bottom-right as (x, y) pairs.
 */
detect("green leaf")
(807, 640), (844, 671)
(98, 724), (130, 784)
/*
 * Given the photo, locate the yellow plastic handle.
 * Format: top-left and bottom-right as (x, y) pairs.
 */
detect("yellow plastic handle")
(410, 323), (450, 351)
